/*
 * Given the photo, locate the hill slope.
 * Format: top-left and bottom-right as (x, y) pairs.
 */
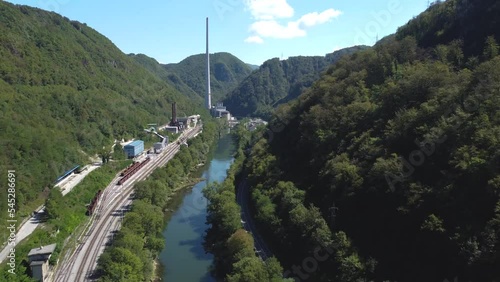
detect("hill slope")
(163, 52), (253, 103)
(129, 53), (201, 101)
(223, 46), (368, 118)
(243, 0), (500, 281)
(0, 2), (203, 219)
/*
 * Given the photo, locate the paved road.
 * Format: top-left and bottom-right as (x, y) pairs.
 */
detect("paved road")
(54, 126), (201, 282)
(0, 164), (101, 264)
(236, 180), (273, 261)
(0, 208), (44, 264)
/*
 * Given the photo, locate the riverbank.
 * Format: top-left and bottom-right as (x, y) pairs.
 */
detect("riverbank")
(151, 175), (209, 282)
(96, 121), (219, 281)
(202, 124), (287, 281)
(157, 133), (237, 281)
(151, 177), (203, 282)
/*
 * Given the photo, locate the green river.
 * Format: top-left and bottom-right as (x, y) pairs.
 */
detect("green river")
(159, 134), (235, 281)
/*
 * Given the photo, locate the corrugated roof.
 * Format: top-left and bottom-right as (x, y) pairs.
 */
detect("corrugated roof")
(28, 243), (56, 257)
(125, 140), (143, 148)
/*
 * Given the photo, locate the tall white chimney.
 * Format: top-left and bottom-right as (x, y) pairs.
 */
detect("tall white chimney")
(205, 17), (212, 110)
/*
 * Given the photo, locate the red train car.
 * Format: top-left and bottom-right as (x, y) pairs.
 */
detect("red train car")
(117, 157), (150, 185)
(86, 190), (102, 216)
(120, 161), (140, 176)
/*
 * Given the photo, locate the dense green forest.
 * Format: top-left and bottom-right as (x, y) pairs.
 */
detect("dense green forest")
(223, 46), (367, 119)
(0, 160), (131, 281)
(163, 52), (254, 103)
(0, 1), (205, 233)
(240, 0), (500, 281)
(203, 124), (291, 281)
(129, 53), (202, 101)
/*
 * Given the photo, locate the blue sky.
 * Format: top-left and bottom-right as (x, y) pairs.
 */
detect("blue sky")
(6, 0), (430, 65)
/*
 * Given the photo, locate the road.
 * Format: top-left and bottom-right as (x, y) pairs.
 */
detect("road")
(0, 163), (101, 264)
(0, 207), (45, 264)
(236, 180), (273, 261)
(53, 126), (201, 282)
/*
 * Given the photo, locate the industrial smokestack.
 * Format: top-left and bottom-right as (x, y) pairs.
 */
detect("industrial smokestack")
(171, 102), (177, 124)
(206, 17), (211, 110)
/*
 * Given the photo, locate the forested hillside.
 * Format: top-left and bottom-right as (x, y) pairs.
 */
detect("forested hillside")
(163, 52), (253, 103)
(0, 2), (203, 225)
(223, 46), (367, 118)
(129, 53), (202, 101)
(242, 0), (500, 281)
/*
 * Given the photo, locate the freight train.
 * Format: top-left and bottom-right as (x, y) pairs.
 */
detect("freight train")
(86, 190), (102, 216)
(117, 157), (150, 185)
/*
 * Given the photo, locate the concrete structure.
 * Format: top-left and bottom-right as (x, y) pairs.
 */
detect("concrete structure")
(206, 17), (211, 110)
(144, 127), (169, 153)
(168, 102), (186, 132)
(154, 142), (164, 153)
(163, 126), (179, 134)
(153, 136), (168, 153)
(170, 102), (178, 126)
(28, 243), (56, 282)
(211, 102), (231, 120)
(124, 140), (144, 158)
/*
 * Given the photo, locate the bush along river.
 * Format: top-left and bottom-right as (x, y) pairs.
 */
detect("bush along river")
(158, 134), (236, 281)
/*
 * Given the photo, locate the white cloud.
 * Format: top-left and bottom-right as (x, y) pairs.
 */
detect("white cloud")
(245, 0), (294, 20)
(296, 9), (342, 28)
(244, 36), (264, 44)
(249, 20), (306, 39)
(243, 1), (342, 44)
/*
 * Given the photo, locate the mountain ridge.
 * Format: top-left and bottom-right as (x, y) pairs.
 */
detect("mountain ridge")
(162, 52), (254, 103)
(0, 1), (204, 218)
(241, 0), (500, 280)
(223, 46), (369, 118)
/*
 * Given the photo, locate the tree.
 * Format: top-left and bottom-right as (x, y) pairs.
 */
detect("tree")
(98, 146), (111, 164)
(483, 36), (499, 60)
(45, 188), (64, 220)
(265, 257), (287, 281)
(113, 143), (126, 160)
(227, 229), (255, 262)
(421, 214), (446, 233)
(226, 257), (268, 282)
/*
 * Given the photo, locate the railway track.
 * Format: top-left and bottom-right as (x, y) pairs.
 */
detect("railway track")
(54, 127), (200, 281)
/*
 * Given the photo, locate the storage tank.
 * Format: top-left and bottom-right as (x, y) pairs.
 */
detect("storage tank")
(124, 140), (144, 158)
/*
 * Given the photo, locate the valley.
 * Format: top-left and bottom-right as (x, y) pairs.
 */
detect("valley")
(0, 0), (499, 281)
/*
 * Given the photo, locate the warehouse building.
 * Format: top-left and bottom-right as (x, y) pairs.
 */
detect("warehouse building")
(124, 140), (144, 158)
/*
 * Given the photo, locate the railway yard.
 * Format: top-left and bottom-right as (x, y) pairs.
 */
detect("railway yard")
(53, 125), (201, 281)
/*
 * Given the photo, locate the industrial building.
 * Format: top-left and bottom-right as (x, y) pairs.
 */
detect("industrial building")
(28, 243), (56, 282)
(163, 126), (179, 134)
(211, 102), (232, 120)
(144, 127), (169, 153)
(204, 19), (235, 121)
(164, 102), (185, 133)
(124, 140), (144, 158)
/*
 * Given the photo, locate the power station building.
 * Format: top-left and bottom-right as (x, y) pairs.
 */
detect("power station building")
(124, 140), (144, 158)
(205, 18), (234, 121)
(211, 102), (231, 120)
